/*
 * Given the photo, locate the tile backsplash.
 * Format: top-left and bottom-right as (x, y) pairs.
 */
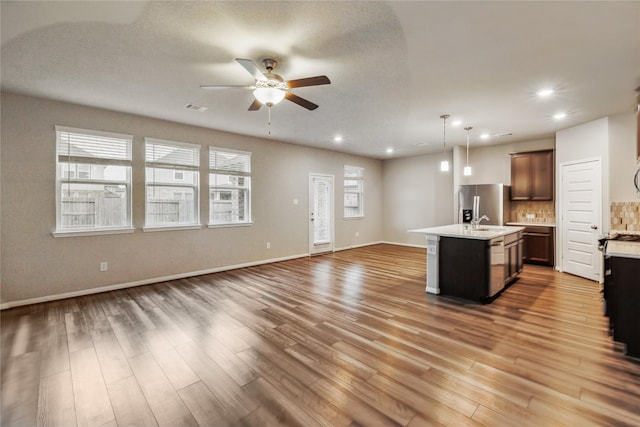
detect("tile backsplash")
(610, 202), (640, 232)
(510, 201), (556, 224)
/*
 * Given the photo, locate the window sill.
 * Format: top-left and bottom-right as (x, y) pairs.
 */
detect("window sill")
(207, 222), (253, 229)
(52, 228), (135, 238)
(143, 225), (203, 233)
(343, 216), (364, 220)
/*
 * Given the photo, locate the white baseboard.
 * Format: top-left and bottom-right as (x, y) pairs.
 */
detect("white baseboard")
(380, 240), (427, 249)
(333, 241), (385, 252)
(0, 252), (309, 310)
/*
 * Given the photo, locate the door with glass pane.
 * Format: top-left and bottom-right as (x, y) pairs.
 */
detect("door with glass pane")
(309, 174), (334, 255)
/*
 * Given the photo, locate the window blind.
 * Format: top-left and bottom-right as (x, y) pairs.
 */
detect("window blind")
(145, 138), (200, 169)
(209, 148), (251, 174)
(56, 126), (132, 165)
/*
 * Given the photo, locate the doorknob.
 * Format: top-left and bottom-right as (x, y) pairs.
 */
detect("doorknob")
(591, 225), (598, 230)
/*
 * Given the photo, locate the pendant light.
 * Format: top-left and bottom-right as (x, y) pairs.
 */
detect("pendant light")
(440, 114), (450, 172)
(464, 126), (473, 176)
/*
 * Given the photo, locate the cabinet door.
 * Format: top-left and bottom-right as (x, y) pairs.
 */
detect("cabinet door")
(531, 151), (554, 200)
(524, 232), (552, 265)
(510, 154), (531, 200)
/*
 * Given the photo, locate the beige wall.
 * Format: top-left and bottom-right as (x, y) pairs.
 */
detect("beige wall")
(0, 93), (383, 305)
(381, 152), (454, 246)
(609, 111), (639, 202)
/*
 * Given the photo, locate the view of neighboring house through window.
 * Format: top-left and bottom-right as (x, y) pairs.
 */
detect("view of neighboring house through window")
(209, 147), (251, 225)
(145, 138), (200, 227)
(344, 165), (364, 218)
(55, 126), (133, 233)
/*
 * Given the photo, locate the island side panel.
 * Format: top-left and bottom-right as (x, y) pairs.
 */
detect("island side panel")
(426, 234), (440, 294)
(439, 237), (490, 301)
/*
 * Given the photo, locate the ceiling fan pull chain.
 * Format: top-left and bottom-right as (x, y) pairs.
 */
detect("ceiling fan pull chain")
(268, 105), (272, 135)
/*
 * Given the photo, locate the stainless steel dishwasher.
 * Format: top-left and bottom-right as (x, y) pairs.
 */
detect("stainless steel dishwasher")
(489, 237), (505, 297)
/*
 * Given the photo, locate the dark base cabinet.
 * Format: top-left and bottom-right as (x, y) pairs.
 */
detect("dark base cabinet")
(439, 237), (489, 302)
(604, 255), (640, 358)
(438, 234), (522, 303)
(523, 226), (554, 266)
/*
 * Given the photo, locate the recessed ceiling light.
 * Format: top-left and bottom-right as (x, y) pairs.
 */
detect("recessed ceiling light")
(537, 88), (554, 98)
(451, 120), (462, 127)
(333, 135), (343, 143)
(480, 133), (490, 140)
(553, 112), (567, 120)
(386, 148), (394, 154)
(415, 142), (428, 146)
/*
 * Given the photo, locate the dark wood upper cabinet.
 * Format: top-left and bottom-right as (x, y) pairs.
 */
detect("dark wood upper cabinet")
(510, 150), (554, 201)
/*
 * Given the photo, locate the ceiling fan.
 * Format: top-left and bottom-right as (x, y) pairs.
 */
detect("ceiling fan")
(201, 58), (331, 111)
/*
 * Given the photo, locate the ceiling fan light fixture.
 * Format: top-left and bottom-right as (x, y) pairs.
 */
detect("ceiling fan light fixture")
(253, 87), (286, 106)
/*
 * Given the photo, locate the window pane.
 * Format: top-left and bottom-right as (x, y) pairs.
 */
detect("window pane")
(209, 173), (250, 188)
(60, 183), (128, 229)
(145, 167), (198, 185)
(60, 163), (128, 182)
(146, 186), (196, 225)
(56, 127), (133, 233)
(209, 148), (251, 225)
(209, 189), (248, 223)
(344, 165), (364, 218)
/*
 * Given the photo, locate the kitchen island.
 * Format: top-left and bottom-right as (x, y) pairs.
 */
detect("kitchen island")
(409, 224), (524, 302)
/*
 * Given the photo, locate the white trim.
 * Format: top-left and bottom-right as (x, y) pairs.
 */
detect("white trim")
(0, 252), (309, 310)
(143, 225), (202, 232)
(379, 240), (427, 249)
(207, 222), (253, 228)
(52, 228), (135, 238)
(342, 216), (365, 221)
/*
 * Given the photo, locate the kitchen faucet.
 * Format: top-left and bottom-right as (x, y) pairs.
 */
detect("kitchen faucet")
(471, 195), (490, 228)
(471, 215), (490, 229)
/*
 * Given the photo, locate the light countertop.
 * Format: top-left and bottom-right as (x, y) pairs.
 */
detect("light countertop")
(606, 241), (640, 259)
(409, 224), (524, 240)
(506, 222), (556, 228)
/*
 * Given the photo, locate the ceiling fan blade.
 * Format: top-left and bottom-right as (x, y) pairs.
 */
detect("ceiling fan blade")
(200, 85), (254, 90)
(285, 92), (319, 110)
(286, 75), (331, 89)
(236, 58), (267, 81)
(248, 99), (262, 111)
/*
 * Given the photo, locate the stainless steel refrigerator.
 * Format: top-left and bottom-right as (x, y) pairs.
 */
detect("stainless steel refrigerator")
(459, 184), (511, 226)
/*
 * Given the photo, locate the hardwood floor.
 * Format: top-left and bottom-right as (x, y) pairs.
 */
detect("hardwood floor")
(2, 243), (640, 426)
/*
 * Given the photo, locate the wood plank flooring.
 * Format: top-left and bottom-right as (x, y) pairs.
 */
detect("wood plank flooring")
(2, 243), (640, 426)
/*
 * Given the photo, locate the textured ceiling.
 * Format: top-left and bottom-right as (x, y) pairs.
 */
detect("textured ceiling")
(2, 1), (639, 159)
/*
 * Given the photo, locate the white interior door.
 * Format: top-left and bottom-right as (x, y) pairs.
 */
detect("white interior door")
(560, 159), (602, 281)
(309, 174), (334, 255)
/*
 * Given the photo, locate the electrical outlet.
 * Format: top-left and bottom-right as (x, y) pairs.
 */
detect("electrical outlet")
(293, 199), (299, 205)
(266, 242), (271, 249)
(355, 231), (359, 237)
(526, 213), (535, 219)
(100, 261), (108, 272)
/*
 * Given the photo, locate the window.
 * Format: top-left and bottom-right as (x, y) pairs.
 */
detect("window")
(344, 165), (364, 218)
(209, 147), (251, 225)
(55, 126), (132, 234)
(145, 138), (200, 228)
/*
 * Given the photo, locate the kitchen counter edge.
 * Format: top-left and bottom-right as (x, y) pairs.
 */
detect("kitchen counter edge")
(408, 224), (525, 240)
